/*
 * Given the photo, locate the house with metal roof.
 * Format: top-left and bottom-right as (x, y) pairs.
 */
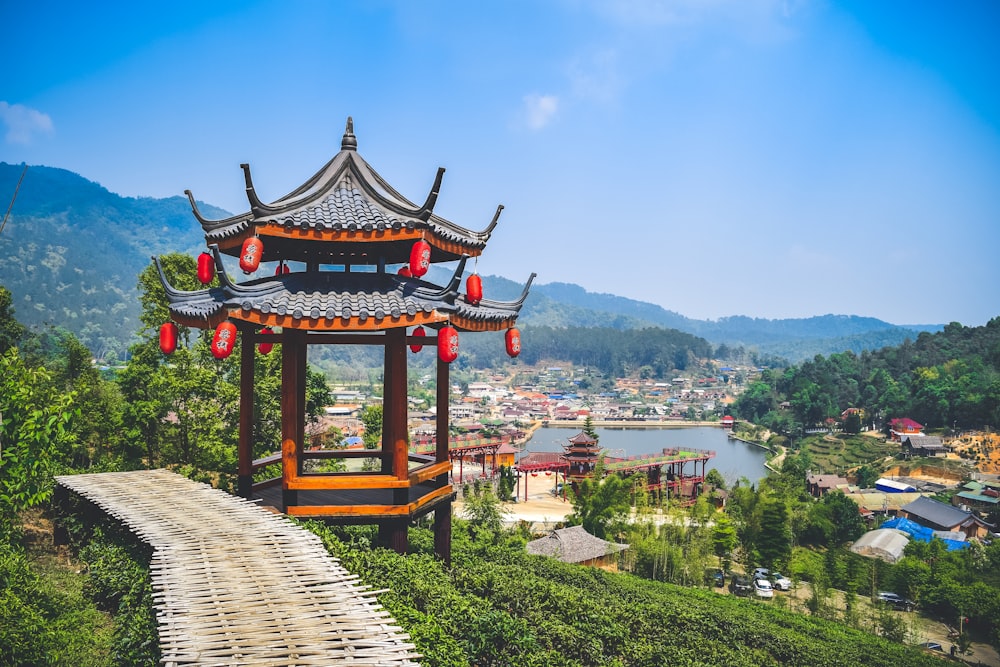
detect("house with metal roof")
(889, 417), (923, 441)
(900, 496), (993, 539)
(901, 435), (948, 458)
(954, 480), (1000, 509)
(807, 473), (850, 498)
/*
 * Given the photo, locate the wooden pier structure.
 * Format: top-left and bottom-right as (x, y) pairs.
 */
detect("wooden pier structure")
(515, 431), (714, 505)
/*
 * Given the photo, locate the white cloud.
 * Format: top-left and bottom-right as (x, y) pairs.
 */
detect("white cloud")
(0, 102), (54, 144)
(523, 94), (559, 130)
(568, 48), (623, 104)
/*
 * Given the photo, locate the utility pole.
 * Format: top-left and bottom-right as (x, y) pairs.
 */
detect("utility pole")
(0, 163), (28, 238)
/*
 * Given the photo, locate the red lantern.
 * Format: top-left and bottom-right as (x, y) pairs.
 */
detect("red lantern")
(409, 239), (431, 277)
(505, 327), (521, 357)
(239, 237), (263, 274)
(466, 273), (483, 305)
(258, 327), (274, 355)
(437, 325), (459, 363)
(212, 321), (237, 359)
(197, 252), (214, 285)
(397, 265), (411, 278)
(274, 261), (290, 276)
(409, 325), (426, 353)
(159, 322), (177, 355)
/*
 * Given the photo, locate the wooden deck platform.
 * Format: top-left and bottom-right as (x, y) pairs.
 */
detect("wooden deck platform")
(56, 469), (420, 666)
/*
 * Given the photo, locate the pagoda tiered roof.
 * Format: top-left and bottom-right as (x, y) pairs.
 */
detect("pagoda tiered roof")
(156, 249), (534, 332)
(185, 117), (501, 266)
(155, 117), (535, 333)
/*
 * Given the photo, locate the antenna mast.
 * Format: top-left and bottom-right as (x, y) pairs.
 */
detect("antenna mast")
(0, 163), (28, 237)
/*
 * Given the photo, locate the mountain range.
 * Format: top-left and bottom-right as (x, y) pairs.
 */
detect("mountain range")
(0, 162), (942, 363)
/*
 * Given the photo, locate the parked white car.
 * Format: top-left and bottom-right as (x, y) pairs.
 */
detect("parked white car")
(770, 572), (792, 591)
(753, 577), (774, 599)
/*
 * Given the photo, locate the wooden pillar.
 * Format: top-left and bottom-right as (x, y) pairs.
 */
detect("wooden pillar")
(434, 502), (452, 566)
(436, 355), (450, 467)
(434, 354), (452, 562)
(238, 331), (255, 499)
(379, 328), (408, 553)
(386, 328), (408, 481)
(281, 329), (304, 510)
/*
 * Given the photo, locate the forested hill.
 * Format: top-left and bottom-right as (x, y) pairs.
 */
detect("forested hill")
(0, 163), (225, 360)
(733, 318), (1000, 432)
(2, 162), (942, 363)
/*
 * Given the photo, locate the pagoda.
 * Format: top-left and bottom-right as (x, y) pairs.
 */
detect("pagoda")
(563, 431), (602, 482)
(153, 118), (534, 560)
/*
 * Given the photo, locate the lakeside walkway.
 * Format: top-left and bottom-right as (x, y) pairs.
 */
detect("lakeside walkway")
(56, 469), (420, 667)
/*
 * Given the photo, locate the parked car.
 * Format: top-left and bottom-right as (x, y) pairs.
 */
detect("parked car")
(712, 569), (726, 588)
(729, 575), (752, 597)
(753, 577), (774, 599)
(753, 567), (770, 580)
(919, 641), (943, 653)
(770, 572), (792, 591)
(877, 591), (915, 612)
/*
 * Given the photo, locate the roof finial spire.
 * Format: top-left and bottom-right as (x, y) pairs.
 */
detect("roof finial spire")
(341, 116), (357, 151)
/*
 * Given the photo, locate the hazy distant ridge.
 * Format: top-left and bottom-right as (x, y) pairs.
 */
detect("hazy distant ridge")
(0, 163), (941, 362)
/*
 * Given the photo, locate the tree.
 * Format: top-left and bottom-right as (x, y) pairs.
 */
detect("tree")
(0, 349), (76, 532)
(567, 460), (631, 539)
(756, 495), (792, 570)
(0, 286), (25, 354)
(360, 405), (383, 449)
(854, 464), (879, 489)
(582, 415), (598, 440)
(705, 468), (727, 490)
(712, 513), (738, 572)
(843, 411), (862, 434)
(822, 490), (865, 546)
(462, 484), (509, 540)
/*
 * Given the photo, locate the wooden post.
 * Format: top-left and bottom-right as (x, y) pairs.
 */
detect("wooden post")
(281, 330), (303, 510)
(375, 328), (408, 553)
(238, 331), (255, 499)
(434, 354), (452, 562)
(434, 502), (452, 567)
(386, 328), (408, 481)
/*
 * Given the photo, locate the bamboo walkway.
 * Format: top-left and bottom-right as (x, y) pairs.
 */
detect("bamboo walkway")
(56, 469), (420, 666)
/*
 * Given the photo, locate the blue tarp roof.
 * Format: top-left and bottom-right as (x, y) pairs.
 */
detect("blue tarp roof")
(880, 517), (968, 551)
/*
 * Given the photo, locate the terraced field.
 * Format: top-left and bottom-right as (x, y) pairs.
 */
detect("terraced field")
(800, 433), (898, 473)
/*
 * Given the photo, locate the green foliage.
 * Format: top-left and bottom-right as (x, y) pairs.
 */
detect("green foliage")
(705, 467), (727, 490)
(0, 349), (76, 530)
(360, 404), (383, 449)
(566, 462), (631, 539)
(0, 539), (114, 666)
(734, 319), (1000, 431)
(303, 520), (947, 666)
(500, 325), (713, 377)
(756, 495), (792, 571)
(462, 484), (510, 539)
(78, 535), (159, 666)
(0, 285), (26, 353)
(712, 513), (738, 571)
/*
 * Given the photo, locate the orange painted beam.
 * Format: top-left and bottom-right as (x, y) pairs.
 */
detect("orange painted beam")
(408, 461), (451, 485)
(285, 474), (410, 490)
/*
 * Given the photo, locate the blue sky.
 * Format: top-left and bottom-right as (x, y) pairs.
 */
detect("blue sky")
(2, 0), (998, 326)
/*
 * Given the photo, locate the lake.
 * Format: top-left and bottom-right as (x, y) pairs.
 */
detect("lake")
(524, 426), (769, 483)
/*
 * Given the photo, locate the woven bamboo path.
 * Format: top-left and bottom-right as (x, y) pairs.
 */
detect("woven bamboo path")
(56, 469), (420, 666)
